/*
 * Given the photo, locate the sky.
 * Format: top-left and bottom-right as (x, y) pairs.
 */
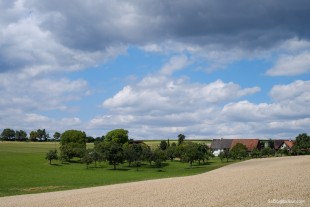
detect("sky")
(0, 0), (310, 140)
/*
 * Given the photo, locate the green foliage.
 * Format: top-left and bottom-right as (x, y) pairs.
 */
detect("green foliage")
(15, 130), (27, 141)
(99, 141), (125, 170)
(260, 147), (274, 157)
(105, 129), (129, 144)
(166, 145), (177, 161)
(53, 132), (61, 140)
(230, 143), (248, 160)
(123, 143), (143, 168)
(45, 149), (58, 165)
(159, 140), (168, 150)
(152, 148), (167, 168)
(1, 128), (16, 140)
(177, 134), (185, 146)
(250, 148), (260, 158)
(291, 145), (301, 155)
(295, 133), (310, 152)
(60, 130), (87, 160)
(81, 150), (93, 168)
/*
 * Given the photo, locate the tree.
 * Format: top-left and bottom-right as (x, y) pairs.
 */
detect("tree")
(82, 150), (93, 169)
(53, 132), (61, 140)
(291, 145), (301, 156)
(295, 133), (310, 153)
(141, 145), (153, 166)
(166, 145), (177, 161)
(30, 131), (38, 141)
(159, 140), (168, 150)
(260, 147), (272, 157)
(89, 149), (103, 168)
(105, 129), (129, 144)
(103, 141), (125, 170)
(15, 130), (27, 141)
(37, 129), (48, 141)
(177, 134), (185, 146)
(45, 149), (58, 165)
(230, 143), (248, 160)
(123, 143), (143, 169)
(60, 130), (87, 161)
(152, 148), (167, 168)
(250, 148), (260, 158)
(1, 128), (16, 141)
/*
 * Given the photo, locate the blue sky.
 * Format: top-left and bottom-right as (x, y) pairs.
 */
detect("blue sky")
(0, 0), (310, 139)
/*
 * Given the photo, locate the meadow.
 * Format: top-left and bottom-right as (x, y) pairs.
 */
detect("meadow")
(0, 141), (230, 197)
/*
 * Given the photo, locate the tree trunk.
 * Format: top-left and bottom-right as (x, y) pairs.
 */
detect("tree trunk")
(49, 159), (51, 165)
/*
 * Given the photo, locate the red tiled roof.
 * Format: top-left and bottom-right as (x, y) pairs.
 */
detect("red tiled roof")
(230, 139), (259, 151)
(284, 140), (294, 149)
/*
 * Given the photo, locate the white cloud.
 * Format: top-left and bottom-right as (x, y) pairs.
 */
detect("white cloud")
(87, 78), (310, 139)
(160, 55), (189, 75)
(267, 52), (310, 76)
(269, 80), (310, 101)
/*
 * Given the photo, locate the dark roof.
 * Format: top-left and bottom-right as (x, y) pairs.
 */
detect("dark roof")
(230, 139), (259, 151)
(274, 140), (285, 150)
(210, 139), (233, 149)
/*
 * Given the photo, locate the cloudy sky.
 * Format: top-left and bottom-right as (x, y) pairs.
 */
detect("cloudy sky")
(1, 0), (310, 139)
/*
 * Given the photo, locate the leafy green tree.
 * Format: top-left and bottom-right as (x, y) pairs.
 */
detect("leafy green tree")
(152, 148), (167, 168)
(230, 143), (248, 160)
(37, 129), (48, 141)
(89, 149), (103, 168)
(53, 132), (61, 140)
(45, 149), (58, 165)
(30, 131), (38, 141)
(105, 129), (129, 144)
(260, 147), (273, 157)
(15, 130), (27, 141)
(181, 142), (200, 167)
(60, 130), (87, 160)
(295, 133), (310, 153)
(141, 145), (153, 166)
(177, 134), (185, 146)
(166, 145), (177, 161)
(103, 141), (125, 170)
(291, 145), (301, 156)
(1, 128), (16, 141)
(250, 148), (260, 158)
(159, 140), (168, 150)
(124, 143), (143, 167)
(82, 150), (93, 168)
(219, 151), (225, 162)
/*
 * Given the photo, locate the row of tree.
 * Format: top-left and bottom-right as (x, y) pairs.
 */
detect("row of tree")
(46, 130), (214, 169)
(0, 128), (104, 142)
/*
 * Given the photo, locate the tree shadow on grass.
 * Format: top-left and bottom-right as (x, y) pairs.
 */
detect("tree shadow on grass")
(107, 168), (130, 171)
(50, 163), (62, 166)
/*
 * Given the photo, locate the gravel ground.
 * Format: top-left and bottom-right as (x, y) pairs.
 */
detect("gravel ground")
(1, 156), (309, 207)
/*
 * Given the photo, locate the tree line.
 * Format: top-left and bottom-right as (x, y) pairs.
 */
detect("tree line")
(46, 129), (214, 169)
(0, 128), (103, 142)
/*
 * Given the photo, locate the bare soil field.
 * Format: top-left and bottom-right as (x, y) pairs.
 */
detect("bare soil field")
(1, 156), (309, 207)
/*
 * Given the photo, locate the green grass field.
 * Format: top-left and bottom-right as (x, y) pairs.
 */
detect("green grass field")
(0, 141), (232, 197)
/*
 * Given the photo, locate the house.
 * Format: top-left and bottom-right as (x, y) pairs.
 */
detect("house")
(230, 139), (259, 152)
(274, 140), (285, 150)
(280, 140), (294, 150)
(210, 139), (233, 156)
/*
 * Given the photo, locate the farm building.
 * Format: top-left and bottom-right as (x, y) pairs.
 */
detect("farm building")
(230, 139), (259, 152)
(210, 139), (233, 156)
